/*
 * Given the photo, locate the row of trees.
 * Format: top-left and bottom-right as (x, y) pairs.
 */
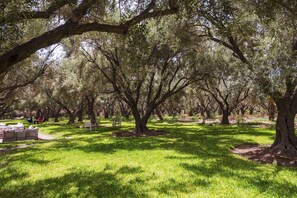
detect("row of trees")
(0, 0), (296, 154)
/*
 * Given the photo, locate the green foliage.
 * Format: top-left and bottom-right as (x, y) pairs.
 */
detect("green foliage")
(0, 0), (48, 54)
(0, 120), (297, 197)
(188, 0), (297, 99)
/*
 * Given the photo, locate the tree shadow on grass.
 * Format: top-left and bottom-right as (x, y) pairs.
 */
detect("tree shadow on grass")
(116, 165), (143, 174)
(0, 166), (29, 187)
(0, 123), (294, 197)
(42, 123), (273, 156)
(68, 126), (121, 136)
(41, 123), (128, 139)
(0, 166), (148, 198)
(153, 177), (210, 196)
(0, 144), (64, 171)
(181, 158), (297, 197)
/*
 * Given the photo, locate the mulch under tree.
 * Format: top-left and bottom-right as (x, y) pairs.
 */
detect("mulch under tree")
(232, 144), (297, 167)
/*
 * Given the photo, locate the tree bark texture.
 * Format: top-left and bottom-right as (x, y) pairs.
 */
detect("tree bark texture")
(77, 109), (83, 122)
(68, 113), (76, 124)
(54, 116), (59, 122)
(271, 97), (297, 154)
(221, 110), (230, 124)
(104, 110), (109, 119)
(53, 107), (61, 122)
(87, 99), (97, 124)
(240, 107), (246, 115)
(131, 107), (151, 134)
(249, 106), (255, 115)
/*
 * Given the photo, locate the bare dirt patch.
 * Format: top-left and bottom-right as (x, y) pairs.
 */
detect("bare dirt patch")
(232, 144), (297, 167)
(111, 130), (168, 137)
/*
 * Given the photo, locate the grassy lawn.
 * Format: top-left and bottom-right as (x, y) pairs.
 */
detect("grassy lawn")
(0, 119), (297, 197)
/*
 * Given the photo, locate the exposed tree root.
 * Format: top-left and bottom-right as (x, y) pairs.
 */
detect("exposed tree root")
(271, 143), (297, 156)
(232, 144), (297, 167)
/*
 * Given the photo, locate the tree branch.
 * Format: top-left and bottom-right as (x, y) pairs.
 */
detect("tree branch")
(0, 1), (178, 74)
(0, 0), (73, 25)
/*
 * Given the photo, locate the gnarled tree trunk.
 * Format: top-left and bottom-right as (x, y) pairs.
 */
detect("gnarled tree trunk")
(42, 107), (50, 121)
(221, 110), (230, 124)
(104, 110), (109, 119)
(131, 107), (152, 134)
(249, 106), (255, 115)
(271, 97), (297, 154)
(135, 117), (149, 134)
(54, 116), (59, 122)
(68, 113), (76, 124)
(51, 106), (61, 122)
(240, 107), (246, 115)
(54, 107), (61, 122)
(87, 100), (97, 124)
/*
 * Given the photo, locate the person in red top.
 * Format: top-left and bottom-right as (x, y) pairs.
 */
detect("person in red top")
(37, 117), (43, 123)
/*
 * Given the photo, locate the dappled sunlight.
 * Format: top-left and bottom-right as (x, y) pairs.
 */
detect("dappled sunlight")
(1, 120), (297, 197)
(1, 0), (296, 196)
(0, 167), (149, 197)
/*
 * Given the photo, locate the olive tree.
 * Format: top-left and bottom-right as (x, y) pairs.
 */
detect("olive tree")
(186, 0), (297, 154)
(83, 23), (207, 134)
(0, 0), (178, 74)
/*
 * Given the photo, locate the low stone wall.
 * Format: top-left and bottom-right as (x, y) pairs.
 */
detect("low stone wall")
(1, 129), (38, 142)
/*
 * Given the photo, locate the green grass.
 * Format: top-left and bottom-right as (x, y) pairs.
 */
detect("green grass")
(0, 119), (297, 197)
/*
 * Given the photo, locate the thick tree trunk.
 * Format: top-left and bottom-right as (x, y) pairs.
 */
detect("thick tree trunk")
(54, 116), (59, 122)
(77, 108), (83, 122)
(87, 100), (97, 124)
(67, 111), (76, 124)
(221, 110), (230, 124)
(131, 107), (151, 134)
(189, 109), (194, 116)
(43, 107), (50, 121)
(135, 117), (149, 134)
(271, 98), (297, 154)
(240, 107), (245, 115)
(110, 108), (115, 117)
(68, 116), (75, 124)
(104, 110), (109, 119)
(53, 107), (61, 122)
(249, 106), (255, 115)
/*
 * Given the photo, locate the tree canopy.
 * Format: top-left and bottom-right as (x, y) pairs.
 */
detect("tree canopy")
(0, 0), (178, 74)
(1, 0), (297, 154)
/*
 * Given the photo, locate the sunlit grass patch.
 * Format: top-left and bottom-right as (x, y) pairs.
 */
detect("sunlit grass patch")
(0, 119), (297, 197)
